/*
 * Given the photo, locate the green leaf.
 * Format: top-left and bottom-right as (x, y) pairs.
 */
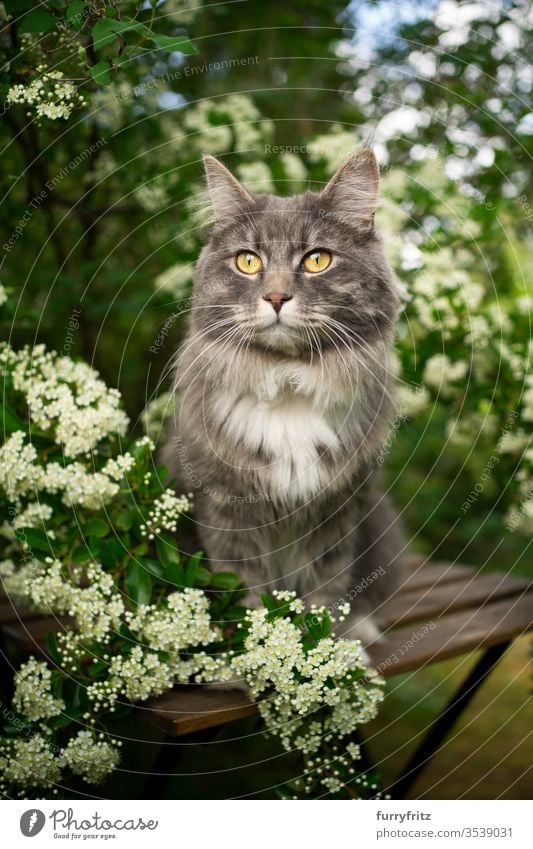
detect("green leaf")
(184, 550), (203, 587)
(304, 613), (322, 642)
(155, 533), (181, 568)
(84, 517), (109, 538)
(71, 682), (89, 711)
(15, 526), (50, 553)
(222, 605), (247, 621)
(88, 660), (108, 676)
(143, 558), (165, 580)
(66, 1), (85, 26)
(72, 546), (92, 563)
(150, 33), (197, 54)
(320, 609), (332, 637)
(4, 721), (33, 735)
(46, 632), (62, 665)
(193, 565), (211, 588)
(90, 59), (112, 85)
(164, 560), (185, 588)
(260, 593), (278, 613)
(115, 507), (133, 532)
(99, 537), (119, 568)
(125, 559), (152, 606)
(0, 403), (26, 433)
(19, 8), (57, 33)
(50, 671), (64, 699)
(91, 18), (120, 49)
(48, 713), (74, 729)
(210, 572), (243, 592)
(92, 16), (142, 50)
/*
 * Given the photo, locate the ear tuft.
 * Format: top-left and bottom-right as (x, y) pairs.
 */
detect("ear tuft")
(203, 154), (255, 221)
(321, 148), (379, 227)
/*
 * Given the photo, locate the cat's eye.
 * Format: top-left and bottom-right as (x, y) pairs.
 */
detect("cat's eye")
(302, 250), (332, 273)
(235, 251), (263, 274)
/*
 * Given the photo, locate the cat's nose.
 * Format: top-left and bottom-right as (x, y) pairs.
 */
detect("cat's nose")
(263, 292), (293, 313)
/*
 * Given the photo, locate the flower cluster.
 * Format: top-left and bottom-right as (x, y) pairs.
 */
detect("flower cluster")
(13, 658), (65, 722)
(0, 735), (62, 791)
(59, 731), (121, 785)
(231, 595), (385, 796)
(127, 588), (218, 652)
(140, 489), (192, 538)
(7, 68), (85, 121)
(7, 344), (129, 458)
(0, 343), (138, 512)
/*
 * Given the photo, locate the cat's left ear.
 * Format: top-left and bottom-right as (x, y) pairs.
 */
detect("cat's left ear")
(321, 148), (379, 227)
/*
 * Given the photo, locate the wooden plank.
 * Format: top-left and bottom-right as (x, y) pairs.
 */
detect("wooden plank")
(371, 591), (533, 676)
(0, 601), (43, 625)
(400, 561), (476, 592)
(148, 590), (533, 737)
(1, 616), (71, 651)
(386, 571), (531, 628)
(147, 686), (258, 736)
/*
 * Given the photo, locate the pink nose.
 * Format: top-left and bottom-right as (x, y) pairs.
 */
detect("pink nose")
(263, 292), (292, 313)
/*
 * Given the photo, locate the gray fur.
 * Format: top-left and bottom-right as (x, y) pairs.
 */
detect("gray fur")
(162, 150), (405, 648)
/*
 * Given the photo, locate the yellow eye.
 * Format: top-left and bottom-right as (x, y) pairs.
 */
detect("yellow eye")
(236, 251), (263, 274)
(303, 250), (332, 273)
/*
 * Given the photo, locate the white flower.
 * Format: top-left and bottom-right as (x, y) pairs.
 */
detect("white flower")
(1, 735), (61, 788)
(13, 658), (65, 721)
(127, 588), (218, 653)
(28, 559), (73, 612)
(0, 431), (44, 500)
(140, 488), (191, 538)
(10, 346), (129, 457)
(7, 67), (84, 122)
(280, 153), (308, 186)
(236, 162), (274, 193)
(0, 282), (7, 307)
(142, 392), (174, 443)
(102, 452), (135, 481)
(423, 354), (469, 394)
(153, 263), (193, 298)
(66, 563), (124, 642)
(396, 383), (430, 417)
(11, 501), (53, 532)
(88, 646), (176, 706)
(307, 126), (361, 171)
(231, 605), (384, 765)
(43, 462), (120, 509)
(60, 731), (120, 784)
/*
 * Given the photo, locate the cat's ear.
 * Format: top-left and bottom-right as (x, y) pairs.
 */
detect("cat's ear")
(321, 148), (379, 227)
(203, 154), (255, 221)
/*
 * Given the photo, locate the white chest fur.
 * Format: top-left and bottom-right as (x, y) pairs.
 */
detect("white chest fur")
(213, 388), (349, 501)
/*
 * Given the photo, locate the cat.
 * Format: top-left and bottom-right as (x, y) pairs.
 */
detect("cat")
(162, 148), (405, 655)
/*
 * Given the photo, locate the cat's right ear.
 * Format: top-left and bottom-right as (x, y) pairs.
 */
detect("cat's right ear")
(203, 155), (255, 221)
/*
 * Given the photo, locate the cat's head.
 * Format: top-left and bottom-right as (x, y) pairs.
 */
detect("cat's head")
(192, 149), (399, 361)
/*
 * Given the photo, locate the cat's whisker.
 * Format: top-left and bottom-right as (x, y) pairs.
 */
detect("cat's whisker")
(317, 317), (396, 408)
(152, 319), (242, 400)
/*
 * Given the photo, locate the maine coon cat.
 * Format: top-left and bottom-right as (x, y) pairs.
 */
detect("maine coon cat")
(162, 149), (404, 652)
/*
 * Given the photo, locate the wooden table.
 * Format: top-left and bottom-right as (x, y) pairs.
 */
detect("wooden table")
(1, 555), (531, 798)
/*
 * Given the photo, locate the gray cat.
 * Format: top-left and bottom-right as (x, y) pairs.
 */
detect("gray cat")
(162, 149), (404, 652)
